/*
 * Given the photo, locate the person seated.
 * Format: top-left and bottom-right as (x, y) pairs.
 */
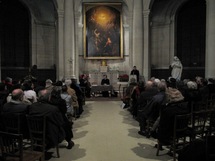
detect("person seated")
(22, 80), (37, 103)
(101, 74), (110, 97)
(79, 74), (91, 98)
(0, 82), (9, 114)
(2, 88), (30, 138)
(28, 89), (67, 150)
(122, 78), (137, 108)
(64, 79), (81, 117)
(71, 78), (84, 116)
(136, 80), (158, 120)
(129, 80), (145, 117)
(138, 81), (167, 136)
(49, 89), (74, 149)
(60, 85), (73, 120)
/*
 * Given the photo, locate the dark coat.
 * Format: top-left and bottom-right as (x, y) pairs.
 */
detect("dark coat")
(101, 78), (110, 85)
(142, 91), (166, 120)
(2, 101), (29, 137)
(29, 101), (65, 147)
(158, 101), (189, 144)
(137, 87), (158, 111)
(2, 101), (29, 114)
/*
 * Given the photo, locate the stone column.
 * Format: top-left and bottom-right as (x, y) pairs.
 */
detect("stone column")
(74, 11), (82, 80)
(132, 0), (143, 74)
(143, 9), (150, 81)
(64, 0), (75, 79)
(56, 9), (65, 80)
(205, 0), (215, 78)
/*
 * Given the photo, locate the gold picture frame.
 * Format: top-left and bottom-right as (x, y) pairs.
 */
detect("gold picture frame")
(83, 3), (123, 59)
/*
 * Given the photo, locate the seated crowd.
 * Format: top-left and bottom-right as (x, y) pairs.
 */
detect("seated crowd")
(123, 76), (215, 161)
(0, 77), (86, 155)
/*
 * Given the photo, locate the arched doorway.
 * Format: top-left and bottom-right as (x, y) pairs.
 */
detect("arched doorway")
(0, 0), (30, 80)
(177, 0), (206, 79)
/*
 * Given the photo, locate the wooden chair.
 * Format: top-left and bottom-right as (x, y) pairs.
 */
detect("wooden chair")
(1, 113), (22, 134)
(190, 110), (209, 141)
(1, 113), (30, 147)
(0, 131), (44, 161)
(208, 93), (215, 110)
(205, 135), (215, 161)
(26, 115), (60, 159)
(157, 113), (191, 161)
(205, 110), (215, 136)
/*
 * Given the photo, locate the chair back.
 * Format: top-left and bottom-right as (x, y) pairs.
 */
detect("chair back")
(26, 115), (46, 153)
(205, 135), (215, 161)
(1, 113), (22, 134)
(174, 113), (191, 138)
(0, 131), (23, 161)
(191, 110), (209, 139)
(26, 115), (60, 158)
(208, 110), (215, 135)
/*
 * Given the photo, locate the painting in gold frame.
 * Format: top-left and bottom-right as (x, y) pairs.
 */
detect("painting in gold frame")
(83, 3), (123, 59)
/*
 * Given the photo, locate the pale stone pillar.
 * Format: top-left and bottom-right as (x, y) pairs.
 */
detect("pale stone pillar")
(143, 9), (150, 81)
(74, 12), (82, 80)
(205, 0), (215, 78)
(132, 0), (143, 74)
(56, 9), (65, 80)
(64, 0), (76, 79)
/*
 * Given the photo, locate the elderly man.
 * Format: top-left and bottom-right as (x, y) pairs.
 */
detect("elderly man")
(2, 88), (29, 114)
(29, 89), (66, 149)
(2, 88), (30, 137)
(138, 81), (167, 136)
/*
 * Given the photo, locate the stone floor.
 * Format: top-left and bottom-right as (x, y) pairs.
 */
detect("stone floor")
(48, 101), (173, 161)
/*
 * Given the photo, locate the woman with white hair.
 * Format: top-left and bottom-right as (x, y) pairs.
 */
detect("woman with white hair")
(170, 56), (183, 81)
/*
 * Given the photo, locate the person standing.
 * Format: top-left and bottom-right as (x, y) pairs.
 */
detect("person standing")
(170, 56), (183, 81)
(130, 66), (140, 82)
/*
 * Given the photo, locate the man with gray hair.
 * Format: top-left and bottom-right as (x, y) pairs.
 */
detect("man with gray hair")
(29, 89), (66, 149)
(138, 81), (167, 136)
(2, 88), (30, 138)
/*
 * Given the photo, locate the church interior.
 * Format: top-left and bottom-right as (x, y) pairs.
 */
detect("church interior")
(0, 0), (215, 161)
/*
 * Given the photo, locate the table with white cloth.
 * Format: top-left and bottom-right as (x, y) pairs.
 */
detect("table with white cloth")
(91, 85), (114, 97)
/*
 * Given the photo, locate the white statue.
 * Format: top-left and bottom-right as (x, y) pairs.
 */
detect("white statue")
(170, 56), (183, 81)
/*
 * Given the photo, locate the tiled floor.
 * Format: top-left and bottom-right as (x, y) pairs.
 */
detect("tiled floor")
(49, 101), (173, 161)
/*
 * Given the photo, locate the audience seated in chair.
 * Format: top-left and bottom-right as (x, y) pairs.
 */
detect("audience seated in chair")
(2, 88), (30, 138)
(135, 80), (158, 121)
(22, 80), (38, 103)
(28, 89), (66, 150)
(64, 79), (81, 117)
(49, 89), (75, 149)
(121, 78), (137, 108)
(138, 81), (166, 136)
(79, 74), (91, 98)
(71, 78), (84, 116)
(129, 80), (145, 118)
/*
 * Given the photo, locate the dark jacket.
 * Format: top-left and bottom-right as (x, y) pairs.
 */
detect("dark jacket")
(29, 101), (65, 147)
(2, 101), (29, 137)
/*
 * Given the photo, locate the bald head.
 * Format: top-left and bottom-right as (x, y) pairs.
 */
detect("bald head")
(38, 89), (50, 101)
(145, 81), (154, 90)
(11, 89), (24, 101)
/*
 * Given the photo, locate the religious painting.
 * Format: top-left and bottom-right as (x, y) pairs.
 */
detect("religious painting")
(83, 3), (123, 59)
